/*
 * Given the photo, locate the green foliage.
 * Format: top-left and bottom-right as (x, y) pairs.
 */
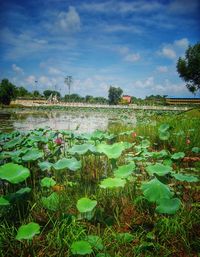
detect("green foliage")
(40, 177), (56, 188)
(176, 43), (200, 93)
(114, 162), (136, 178)
(108, 86), (123, 105)
(156, 198), (181, 214)
(0, 79), (17, 105)
(16, 222), (40, 240)
(76, 197), (97, 213)
(71, 240), (93, 255)
(146, 163), (172, 176)
(141, 178), (173, 203)
(41, 192), (59, 211)
(100, 177), (126, 188)
(0, 163), (30, 184)
(53, 157), (81, 171)
(43, 90), (61, 99)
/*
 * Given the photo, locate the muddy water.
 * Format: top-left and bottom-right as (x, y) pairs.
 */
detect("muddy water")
(0, 109), (136, 133)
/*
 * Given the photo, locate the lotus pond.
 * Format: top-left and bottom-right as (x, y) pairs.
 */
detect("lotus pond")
(0, 107), (200, 257)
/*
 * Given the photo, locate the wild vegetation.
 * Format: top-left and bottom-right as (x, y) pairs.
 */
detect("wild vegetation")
(0, 108), (199, 257)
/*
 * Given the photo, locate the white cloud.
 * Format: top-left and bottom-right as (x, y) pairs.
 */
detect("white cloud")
(57, 6), (80, 32)
(124, 53), (140, 62)
(103, 24), (142, 34)
(12, 64), (24, 74)
(48, 67), (63, 75)
(156, 66), (168, 73)
(174, 38), (189, 48)
(25, 75), (36, 85)
(161, 47), (176, 59)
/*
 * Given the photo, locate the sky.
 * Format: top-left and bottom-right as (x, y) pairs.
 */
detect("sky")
(0, 0), (199, 98)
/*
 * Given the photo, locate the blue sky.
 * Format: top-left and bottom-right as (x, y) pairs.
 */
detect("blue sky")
(0, 0), (199, 98)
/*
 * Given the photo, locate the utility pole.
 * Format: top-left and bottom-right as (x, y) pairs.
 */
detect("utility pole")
(65, 76), (73, 102)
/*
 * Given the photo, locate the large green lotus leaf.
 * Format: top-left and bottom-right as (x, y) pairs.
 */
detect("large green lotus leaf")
(41, 177), (56, 188)
(0, 196), (10, 206)
(97, 142), (128, 159)
(85, 235), (103, 250)
(100, 177), (126, 189)
(96, 254), (111, 257)
(152, 150), (169, 159)
(146, 163), (172, 176)
(140, 139), (150, 148)
(156, 198), (181, 214)
(172, 173), (199, 182)
(68, 144), (96, 155)
(114, 162), (136, 178)
(158, 123), (170, 133)
(90, 130), (105, 140)
(7, 187), (31, 202)
(16, 222), (40, 240)
(76, 197), (97, 213)
(159, 131), (170, 141)
(171, 152), (185, 160)
(71, 240), (92, 255)
(0, 163), (30, 184)
(28, 135), (48, 143)
(53, 157), (81, 171)
(192, 147), (200, 153)
(3, 136), (23, 149)
(22, 149), (44, 162)
(141, 178), (173, 203)
(38, 161), (53, 171)
(115, 233), (134, 243)
(41, 192), (59, 211)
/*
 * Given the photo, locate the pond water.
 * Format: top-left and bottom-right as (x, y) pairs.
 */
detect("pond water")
(0, 109), (136, 133)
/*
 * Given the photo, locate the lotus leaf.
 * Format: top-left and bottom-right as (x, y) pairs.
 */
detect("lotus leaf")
(3, 136), (23, 149)
(116, 233), (134, 243)
(42, 192), (59, 211)
(114, 162), (136, 178)
(140, 139), (150, 148)
(141, 178), (173, 203)
(0, 196), (10, 206)
(76, 197), (97, 213)
(146, 163), (172, 176)
(53, 157), (81, 171)
(159, 131), (170, 140)
(22, 149), (44, 162)
(71, 240), (92, 255)
(192, 147), (200, 153)
(100, 177), (126, 189)
(171, 152), (185, 160)
(68, 143), (96, 155)
(97, 142), (128, 159)
(38, 161), (53, 171)
(41, 177), (56, 188)
(159, 123), (170, 132)
(172, 173), (199, 182)
(156, 198), (181, 214)
(86, 235), (103, 250)
(0, 163), (30, 184)
(16, 222), (40, 240)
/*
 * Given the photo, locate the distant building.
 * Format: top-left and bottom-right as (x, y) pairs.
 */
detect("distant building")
(122, 95), (131, 104)
(166, 97), (200, 105)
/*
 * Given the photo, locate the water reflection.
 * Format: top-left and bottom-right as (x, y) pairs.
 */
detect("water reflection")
(0, 109), (136, 133)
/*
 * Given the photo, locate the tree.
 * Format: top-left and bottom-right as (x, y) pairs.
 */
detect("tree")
(176, 43), (200, 94)
(43, 90), (61, 99)
(0, 79), (17, 105)
(108, 86), (123, 105)
(33, 90), (40, 97)
(16, 86), (29, 97)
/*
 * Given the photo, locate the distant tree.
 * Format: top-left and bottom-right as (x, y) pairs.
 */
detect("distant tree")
(0, 79), (17, 105)
(108, 86), (123, 105)
(43, 90), (61, 99)
(16, 86), (29, 97)
(85, 95), (94, 103)
(33, 90), (40, 97)
(94, 97), (108, 104)
(177, 43), (200, 94)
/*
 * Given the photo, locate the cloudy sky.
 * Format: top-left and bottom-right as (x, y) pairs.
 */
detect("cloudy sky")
(0, 0), (199, 98)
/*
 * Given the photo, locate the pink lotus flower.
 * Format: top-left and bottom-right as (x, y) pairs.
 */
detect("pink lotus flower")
(132, 132), (137, 138)
(186, 138), (191, 145)
(55, 137), (63, 145)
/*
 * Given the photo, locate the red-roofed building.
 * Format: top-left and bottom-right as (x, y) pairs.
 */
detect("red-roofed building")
(122, 95), (131, 104)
